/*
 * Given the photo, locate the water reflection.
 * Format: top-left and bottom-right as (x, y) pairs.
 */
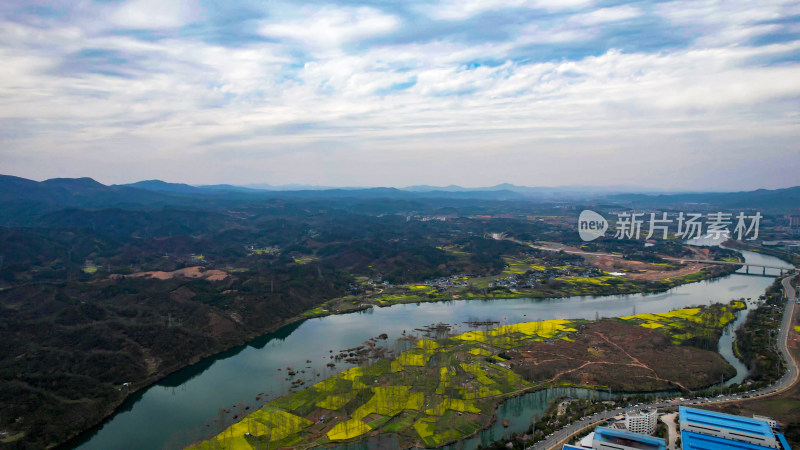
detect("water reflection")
(73, 249), (791, 450)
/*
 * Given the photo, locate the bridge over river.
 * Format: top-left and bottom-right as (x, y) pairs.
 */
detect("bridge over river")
(500, 236), (797, 278)
(662, 257), (795, 276)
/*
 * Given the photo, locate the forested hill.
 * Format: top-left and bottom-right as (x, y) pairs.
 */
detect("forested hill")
(605, 186), (800, 211)
(4, 175), (796, 215)
(0, 175), (522, 215)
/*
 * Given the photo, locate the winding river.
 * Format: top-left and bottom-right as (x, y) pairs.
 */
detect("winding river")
(71, 249), (793, 449)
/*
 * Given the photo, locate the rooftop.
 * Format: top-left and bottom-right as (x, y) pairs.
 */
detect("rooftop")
(680, 407), (774, 438)
(627, 408), (657, 417)
(681, 431), (790, 450)
(777, 433), (791, 449)
(593, 426), (666, 450)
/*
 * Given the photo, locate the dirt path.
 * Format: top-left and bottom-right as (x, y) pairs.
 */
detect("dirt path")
(586, 254), (712, 281)
(592, 331), (690, 391)
(522, 238), (714, 281)
(548, 360), (645, 382)
(660, 412), (678, 450)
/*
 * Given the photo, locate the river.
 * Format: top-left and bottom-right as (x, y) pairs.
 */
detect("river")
(71, 248), (793, 449)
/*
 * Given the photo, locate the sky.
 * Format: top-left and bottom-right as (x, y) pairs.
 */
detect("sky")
(1, 0), (799, 190)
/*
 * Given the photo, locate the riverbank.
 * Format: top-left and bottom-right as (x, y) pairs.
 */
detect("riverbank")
(59, 308), (331, 449)
(725, 241), (800, 266)
(71, 248), (787, 450)
(705, 274), (800, 448)
(309, 265), (738, 318)
(189, 302), (744, 449)
(60, 267), (721, 450)
(527, 272), (798, 450)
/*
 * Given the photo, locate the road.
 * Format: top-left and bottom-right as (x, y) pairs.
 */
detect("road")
(660, 413), (677, 450)
(528, 242), (786, 273)
(528, 273), (798, 450)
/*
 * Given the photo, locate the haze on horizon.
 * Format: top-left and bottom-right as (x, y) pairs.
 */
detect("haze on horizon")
(1, 0), (799, 191)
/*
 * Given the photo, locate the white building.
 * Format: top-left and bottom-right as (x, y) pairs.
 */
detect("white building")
(625, 408), (658, 435)
(754, 415), (777, 429)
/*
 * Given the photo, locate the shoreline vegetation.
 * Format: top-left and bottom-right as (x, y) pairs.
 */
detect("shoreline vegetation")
(479, 275), (799, 450)
(191, 301), (745, 449)
(75, 265), (738, 450)
(59, 262), (737, 449)
(5, 246), (737, 449)
(0, 175), (794, 450)
(707, 276), (800, 449)
(303, 264), (739, 318)
(189, 301), (745, 449)
(725, 241), (800, 266)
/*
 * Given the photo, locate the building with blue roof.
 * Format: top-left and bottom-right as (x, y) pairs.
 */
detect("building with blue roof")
(561, 427), (667, 450)
(777, 432), (791, 449)
(591, 426), (666, 450)
(682, 430), (779, 450)
(679, 407), (791, 450)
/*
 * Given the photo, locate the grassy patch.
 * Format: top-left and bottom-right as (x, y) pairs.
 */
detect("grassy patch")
(454, 318), (578, 348)
(382, 411), (417, 433)
(618, 302), (744, 344)
(302, 306), (327, 317)
(293, 256), (318, 264)
(0, 432), (24, 444)
(327, 419), (372, 440)
(193, 303), (740, 449)
(758, 398), (800, 416)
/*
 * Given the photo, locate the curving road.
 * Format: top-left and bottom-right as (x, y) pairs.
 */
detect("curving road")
(528, 272), (798, 450)
(526, 241), (785, 273)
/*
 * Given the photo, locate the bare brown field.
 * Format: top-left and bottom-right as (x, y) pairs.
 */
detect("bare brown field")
(509, 320), (734, 392)
(111, 266), (230, 281)
(586, 255), (712, 281)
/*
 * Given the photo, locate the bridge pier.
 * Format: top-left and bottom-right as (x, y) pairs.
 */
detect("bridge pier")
(746, 266), (749, 274)
(763, 267), (766, 275)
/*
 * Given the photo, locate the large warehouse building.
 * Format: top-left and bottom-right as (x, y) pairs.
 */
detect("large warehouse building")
(563, 426), (666, 450)
(679, 407), (791, 450)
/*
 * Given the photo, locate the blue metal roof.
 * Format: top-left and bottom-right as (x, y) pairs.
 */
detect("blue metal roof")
(562, 445), (585, 450)
(593, 427), (666, 450)
(777, 433), (791, 450)
(681, 430), (781, 450)
(680, 407), (774, 438)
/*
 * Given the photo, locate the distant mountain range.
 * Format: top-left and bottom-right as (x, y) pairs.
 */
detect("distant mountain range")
(1, 175), (797, 216)
(134, 180), (676, 198)
(118, 179), (523, 200)
(402, 183), (674, 198)
(0, 175), (524, 214)
(607, 187), (800, 210)
(97, 179), (800, 208)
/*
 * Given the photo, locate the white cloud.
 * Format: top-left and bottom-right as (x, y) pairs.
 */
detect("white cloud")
(1, 0), (800, 188)
(426, 0), (594, 21)
(568, 5), (644, 26)
(108, 0), (202, 29)
(259, 7), (398, 50)
(516, 24), (593, 44)
(656, 0), (796, 46)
